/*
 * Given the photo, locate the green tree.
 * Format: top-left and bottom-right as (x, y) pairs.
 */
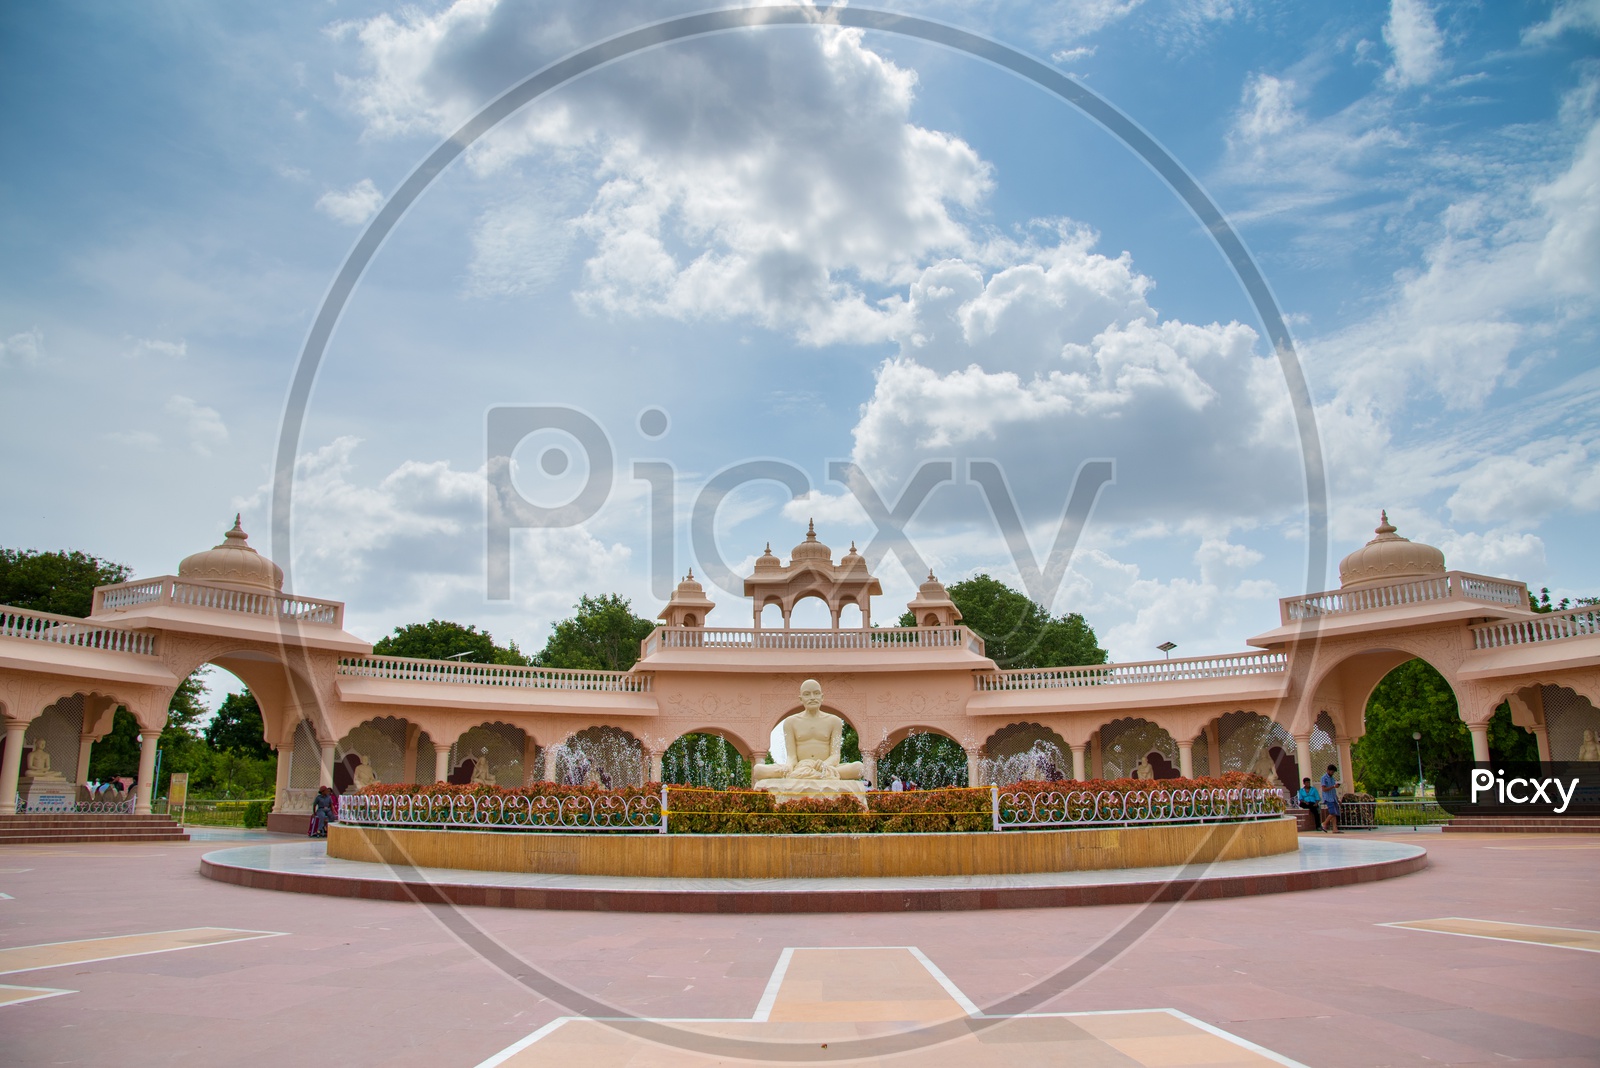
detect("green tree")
(1354, 659), (1471, 793)
(373, 619), (529, 665)
(536, 594), (656, 672)
(898, 574), (1106, 669)
(205, 689), (272, 758)
(1529, 588), (1599, 613)
(87, 708), (141, 779)
(1487, 702), (1539, 763)
(0, 547), (130, 617)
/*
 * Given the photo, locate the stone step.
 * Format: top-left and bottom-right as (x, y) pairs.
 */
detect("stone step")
(0, 832), (190, 845)
(0, 824), (182, 831)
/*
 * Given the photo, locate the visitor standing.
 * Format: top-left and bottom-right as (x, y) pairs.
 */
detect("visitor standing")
(889, 775), (904, 792)
(1297, 777), (1322, 831)
(1319, 764), (1342, 833)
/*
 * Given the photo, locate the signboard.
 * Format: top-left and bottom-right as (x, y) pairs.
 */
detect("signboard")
(167, 772), (188, 817)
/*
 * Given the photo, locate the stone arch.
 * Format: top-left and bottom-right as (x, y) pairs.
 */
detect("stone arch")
(878, 727), (968, 788)
(661, 730), (751, 788)
(1098, 717), (1179, 780)
(787, 592), (835, 628)
(448, 722), (529, 787)
(982, 722), (1068, 784)
(1488, 683), (1600, 762)
(23, 694), (86, 783)
(188, 649), (327, 751)
(335, 716), (412, 790)
(765, 701), (861, 767)
(552, 725), (644, 788)
(1217, 710), (1297, 790)
(1304, 642), (1470, 738)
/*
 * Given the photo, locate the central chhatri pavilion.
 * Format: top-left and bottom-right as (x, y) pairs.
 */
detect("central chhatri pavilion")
(0, 512), (1597, 833)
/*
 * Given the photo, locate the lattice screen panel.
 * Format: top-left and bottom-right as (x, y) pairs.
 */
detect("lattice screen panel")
(26, 695), (84, 781)
(289, 719), (320, 789)
(1543, 685), (1600, 761)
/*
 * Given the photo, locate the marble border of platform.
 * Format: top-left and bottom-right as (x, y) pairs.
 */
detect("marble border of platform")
(198, 835), (1426, 913)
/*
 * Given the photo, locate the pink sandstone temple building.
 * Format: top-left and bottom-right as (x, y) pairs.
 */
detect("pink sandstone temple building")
(1, 514), (1596, 828)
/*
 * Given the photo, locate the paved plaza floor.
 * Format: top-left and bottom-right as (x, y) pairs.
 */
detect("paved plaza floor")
(1, 829), (1596, 1066)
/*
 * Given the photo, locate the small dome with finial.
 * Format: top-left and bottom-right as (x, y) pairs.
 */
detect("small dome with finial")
(905, 568), (962, 625)
(790, 519), (832, 563)
(839, 540), (868, 572)
(754, 542), (781, 570)
(178, 515), (284, 592)
(658, 568), (715, 626)
(1338, 511), (1446, 589)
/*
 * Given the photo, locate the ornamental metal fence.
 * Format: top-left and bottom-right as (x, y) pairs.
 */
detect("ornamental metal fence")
(337, 785), (1286, 835)
(336, 791), (666, 833)
(994, 786), (1284, 829)
(1334, 798), (1450, 831)
(11, 796), (136, 815)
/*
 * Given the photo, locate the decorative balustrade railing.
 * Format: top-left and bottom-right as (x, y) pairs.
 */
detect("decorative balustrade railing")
(995, 786), (1284, 829)
(642, 625), (984, 657)
(975, 651), (1287, 691)
(0, 605), (158, 656)
(337, 791), (664, 832)
(337, 655), (653, 692)
(1471, 605), (1600, 650)
(94, 576), (344, 626)
(1280, 571), (1526, 623)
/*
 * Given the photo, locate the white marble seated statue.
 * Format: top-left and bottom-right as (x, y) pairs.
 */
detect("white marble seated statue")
(751, 679), (867, 797)
(25, 738), (65, 781)
(351, 759), (378, 790)
(470, 755), (496, 786)
(1578, 729), (1600, 762)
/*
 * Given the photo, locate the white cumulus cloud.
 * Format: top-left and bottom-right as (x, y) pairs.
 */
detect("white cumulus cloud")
(316, 178), (384, 225)
(1383, 0), (1446, 89)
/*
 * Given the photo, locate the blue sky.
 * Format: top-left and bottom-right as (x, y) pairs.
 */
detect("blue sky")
(3, 1), (1597, 693)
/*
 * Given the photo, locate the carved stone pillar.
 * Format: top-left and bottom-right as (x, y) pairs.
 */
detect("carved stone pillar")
(1468, 723), (1490, 762)
(404, 725), (422, 784)
(134, 731), (161, 815)
(273, 743), (292, 804)
(861, 751), (877, 789)
(1294, 732), (1314, 785)
(318, 741), (336, 790)
(1338, 738), (1355, 789)
(1070, 744), (1087, 782)
(0, 720), (27, 813)
(542, 745), (559, 783)
(1206, 720), (1222, 775)
(649, 750), (664, 784)
(1091, 730), (1103, 779)
(1529, 724), (1551, 762)
(77, 733), (96, 784)
(1178, 740), (1194, 779)
(965, 747), (983, 787)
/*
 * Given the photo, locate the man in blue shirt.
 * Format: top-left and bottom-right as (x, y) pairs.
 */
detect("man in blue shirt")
(1297, 777), (1323, 831)
(1320, 764), (1342, 833)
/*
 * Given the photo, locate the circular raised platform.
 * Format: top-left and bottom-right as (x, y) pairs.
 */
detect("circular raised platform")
(325, 817), (1299, 879)
(199, 833), (1426, 913)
